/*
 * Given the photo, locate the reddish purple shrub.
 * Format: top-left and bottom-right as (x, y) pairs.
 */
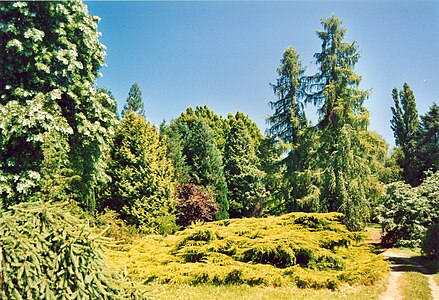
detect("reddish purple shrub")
(176, 183), (219, 227)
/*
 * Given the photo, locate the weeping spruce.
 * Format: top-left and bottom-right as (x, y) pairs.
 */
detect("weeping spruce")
(0, 201), (120, 299)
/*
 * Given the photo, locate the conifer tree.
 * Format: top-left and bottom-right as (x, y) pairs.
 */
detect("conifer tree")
(417, 103), (439, 179)
(390, 83), (422, 185)
(102, 110), (176, 231)
(267, 47), (319, 213)
(258, 136), (285, 215)
(224, 113), (266, 218)
(268, 48), (306, 144)
(303, 15), (384, 230)
(122, 83), (145, 118)
(170, 116), (229, 219)
(177, 106), (229, 153)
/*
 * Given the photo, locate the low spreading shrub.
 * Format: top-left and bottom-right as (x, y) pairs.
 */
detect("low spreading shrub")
(105, 212), (388, 290)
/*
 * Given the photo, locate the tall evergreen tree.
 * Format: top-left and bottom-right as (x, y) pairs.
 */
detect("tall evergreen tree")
(102, 110), (176, 231)
(267, 48), (306, 144)
(418, 103), (439, 176)
(390, 83), (422, 185)
(170, 116), (229, 219)
(303, 15), (383, 230)
(224, 113), (266, 218)
(123, 83), (145, 118)
(0, 1), (117, 210)
(267, 47), (320, 213)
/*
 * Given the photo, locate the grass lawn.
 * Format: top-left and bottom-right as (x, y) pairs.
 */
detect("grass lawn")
(133, 282), (386, 300)
(400, 272), (432, 300)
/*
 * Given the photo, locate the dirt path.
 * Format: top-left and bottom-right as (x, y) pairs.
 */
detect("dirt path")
(379, 249), (439, 300)
(429, 276), (439, 300)
(379, 249), (403, 300)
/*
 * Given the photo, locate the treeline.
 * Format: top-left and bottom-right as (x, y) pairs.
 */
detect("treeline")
(0, 2), (438, 240)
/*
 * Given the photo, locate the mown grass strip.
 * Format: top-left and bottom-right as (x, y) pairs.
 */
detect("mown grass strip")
(135, 282), (386, 300)
(400, 272), (432, 300)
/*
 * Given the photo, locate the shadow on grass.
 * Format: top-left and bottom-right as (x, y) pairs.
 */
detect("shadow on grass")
(386, 255), (438, 275)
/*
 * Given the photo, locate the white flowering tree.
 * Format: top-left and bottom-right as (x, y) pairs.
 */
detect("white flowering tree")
(0, 1), (117, 210)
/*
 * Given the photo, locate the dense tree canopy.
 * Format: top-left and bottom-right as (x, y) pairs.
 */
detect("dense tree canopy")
(177, 106), (229, 153)
(168, 115), (229, 220)
(0, 1), (117, 210)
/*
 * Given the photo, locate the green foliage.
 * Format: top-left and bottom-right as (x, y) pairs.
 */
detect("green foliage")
(380, 147), (404, 184)
(224, 114), (267, 218)
(0, 1), (117, 210)
(283, 126), (321, 213)
(122, 83), (145, 118)
(418, 103), (439, 178)
(106, 212), (387, 290)
(265, 16), (386, 230)
(169, 116), (229, 220)
(0, 201), (119, 299)
(422, 224), (439, 257)
(177, 106), (229, 153)
(294, 15), (385, 231)
(258, 136), (286, 215)
(267, 47), (306, 145)
(378, 171), (439, 247)
(101, 110), (176, 232)
(390, 83), (422, 186)
(175, 183), (218, 228)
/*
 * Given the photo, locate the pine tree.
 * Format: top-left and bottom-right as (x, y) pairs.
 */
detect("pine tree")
(390, 83), (422, 185)
(224, 113), (266, 218)
(102, 110), (176, 231)
(0, 1), (117, 210)
(122, 83), (145, 118)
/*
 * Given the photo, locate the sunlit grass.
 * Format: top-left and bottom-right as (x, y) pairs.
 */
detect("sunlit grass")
(133, 282), (386, 300)
(400, 272), (432, 300)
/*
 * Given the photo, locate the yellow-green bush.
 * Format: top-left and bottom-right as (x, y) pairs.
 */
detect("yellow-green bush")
(105, 212), (388, 290)
(0, 201), (120, 299)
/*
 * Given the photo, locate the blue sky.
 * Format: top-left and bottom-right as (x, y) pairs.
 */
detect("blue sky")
(86, 1), (439, 146)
